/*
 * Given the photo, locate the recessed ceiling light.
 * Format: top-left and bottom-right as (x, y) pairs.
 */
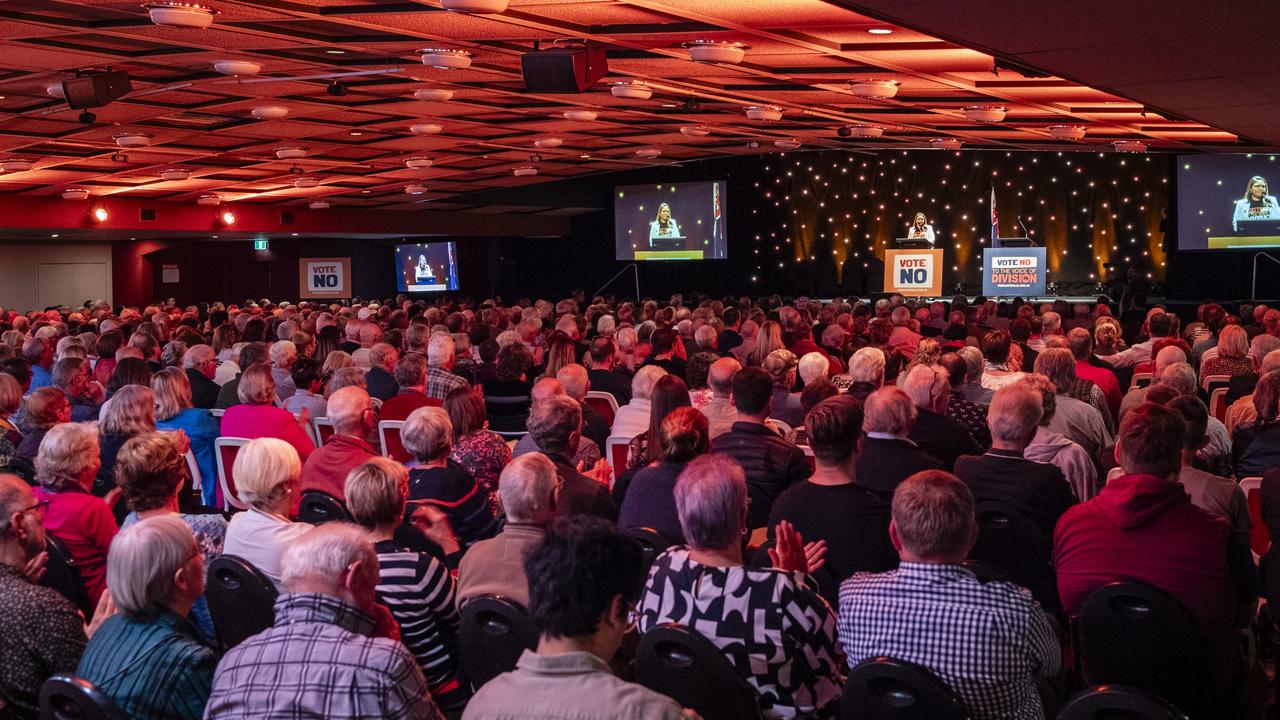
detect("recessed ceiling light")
(744, 105), (783, 122)
(635, 148), (662, 158)
(325, 49), (347, 55)
(610, 81), (653, 100)
(50, 234), (59, 238)
(361, 189), (372, 194)
(1, 159), (34, 173)
(213, 60), (261, 76)
(145, 2), (217, 29)
(533, 138), (563, 149)
(418, 48), (473, 70)
(414, 88), (454, 103)
(196, 194), (222, 206)
(579, 153), (591, 159)
(113, 132), (152, 148)
(849, 79), (900, 99)
(660, 104), (679, 108)
(404, 156), (434, 169)
(409, 123), (444, 136)
(867, 27), (893, 35)
(405, 184), (428, 195)
(441, 0), (509, 12)
(682, 40), (750, 65)
(250, 105), (288, 120)
(348, 130), (363, 136)
(563, 110), (597, 122)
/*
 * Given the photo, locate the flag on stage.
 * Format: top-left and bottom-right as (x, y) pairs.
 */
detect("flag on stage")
(990, 187), (1001, 248)
(712, 182), (722, 241)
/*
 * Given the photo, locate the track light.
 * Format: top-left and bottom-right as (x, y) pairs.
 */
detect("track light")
(327, 81), (348, 97)
(219, 210), (236, 226)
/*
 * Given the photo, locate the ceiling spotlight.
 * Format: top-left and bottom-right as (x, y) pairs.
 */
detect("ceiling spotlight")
(78, 111), (96, 124)
(635, 148), (662, 158)
(409, 123), (443, 136)
(414, 88), (454, 102)
(929, 138), (964, 150)
(563, 110), (598, 122)
(327, 81), (348, 97)
(512, 166), (537, 177)
(963, 105), (1007, 123)
(744, 105), (783, 122)
(418, 48), (473, 70)
(113, 132), (152, 148)
(219, 209), (236, 226)
(404, 156), (434, 169)
(213, 60), (261, 76)
(441, 0), (509, 12)
(308, 200), (331, 209)
(251, 105), (288, 120)
(405, 184), (428, 195)
(1113, 140), (1148, 153)
(680, 125), (711, 137)
(683, 40), (750, 65)
(110, 152), (129, 163)
(867, 27), (894, 35)
(92, 206), (109, 223)
(774, 138), (802, 150)
(294, 176), (320, 188)
(610, 81), (653, 100)
(274, 146), (307, 159)
(848, 79), (900, 99)
(145, 2), (217, 29)
(746, 140), (761, 149)
(45, 83), (65, 99)
(533, 138), (563, 149)
(1, 159), (33, 173)
(196, 194), (222, 206)
(844, 124), (884, 138)
(1047, 125), (1087, 140)
(61, 188), (90, 201)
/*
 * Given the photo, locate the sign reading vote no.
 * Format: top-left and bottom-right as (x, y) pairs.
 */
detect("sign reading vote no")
(883, 249), (944, 297)
(299, 257), (352, 299)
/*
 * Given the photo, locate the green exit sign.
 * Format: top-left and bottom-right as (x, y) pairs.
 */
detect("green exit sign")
(253, 239), (269, 251)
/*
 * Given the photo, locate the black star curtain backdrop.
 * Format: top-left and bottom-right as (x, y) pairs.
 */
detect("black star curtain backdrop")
(742, 148), (1169, 293)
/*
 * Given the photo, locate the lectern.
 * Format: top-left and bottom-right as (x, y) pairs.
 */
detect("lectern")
(994, 237), (1035, 248)
(895, 237), (933, 250)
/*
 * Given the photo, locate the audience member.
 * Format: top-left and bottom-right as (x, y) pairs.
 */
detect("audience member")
(762, 349), (805, 428)
(1067, 327), (1121, 421)
(221, 437), (311, 591)
(365, 342), (401, 401)
(524, 395), (616, 520)
(182, 344), (220, 409)
(426, 334), (470, 402)
(1035, 348), (1113, 459)
(700, 356), (740, 439)
(617, 406), (708, 544)
(938, 352), (992, 449)
(269, 340), (299, 402)
(151, 367), (219, 507)
(558, 363), (610, 453)
(900, 364), (982, 470)
(402, 405), (499, 548)
(282, 356), (326, 419)
(622, 374), (691, 474)
(381, 352), (439, 422)
(52, 357), (103, 422)
(214, 342), (267, 409)
(1021, 374), (1099, 502)
(445, 386), (510, 507)
(35, 421), (117, 604)
(979, 330), (1024, 391)
(1166, 396), (1251, 544)
(220, 363), (315, 462)
(856, 385), (944, 498)
(14, 386), (69, 462)
(1233, 370), (1280, 478)
(610, 365), (668, 441)
(585, 337), (632, 405)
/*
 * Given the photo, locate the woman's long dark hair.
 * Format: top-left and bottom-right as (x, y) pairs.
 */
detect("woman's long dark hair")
(644, 375), (691, 465)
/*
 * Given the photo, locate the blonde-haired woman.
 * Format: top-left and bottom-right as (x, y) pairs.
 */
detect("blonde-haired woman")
(153, 367), (220, 507)
(221, 437), (311, 591)
(748, 320), (786, 368)
(1202, 324), (1254, 379)
(35, 422), (116, 604)
(220, 363), (314, 463)
(97, 384), (158, 501)
(1092, 317), (1125, 357)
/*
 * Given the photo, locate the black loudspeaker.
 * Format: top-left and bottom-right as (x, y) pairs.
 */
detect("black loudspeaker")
(520, 46), (608, 93)
(62, 70), (133, 109)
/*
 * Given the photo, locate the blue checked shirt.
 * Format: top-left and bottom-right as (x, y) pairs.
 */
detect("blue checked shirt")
(837, 563), (1060, 720)
(204, 593), (440, 720)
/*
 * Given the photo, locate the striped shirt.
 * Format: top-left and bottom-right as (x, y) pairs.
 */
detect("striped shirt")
(205, 593), (440, 720)
(76, 611), (217, 720)
(373, 540), (464, 709)
(837, 563), (1060, 720)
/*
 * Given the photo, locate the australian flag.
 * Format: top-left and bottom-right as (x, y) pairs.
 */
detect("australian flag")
(990, 187), (1001, 248)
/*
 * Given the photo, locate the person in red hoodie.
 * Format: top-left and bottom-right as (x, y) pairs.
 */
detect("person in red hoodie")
(1053, 401), (1258, 697)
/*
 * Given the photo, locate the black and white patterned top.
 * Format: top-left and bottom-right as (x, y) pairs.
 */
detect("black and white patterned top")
(948, 391), (993, 450)
(837, 563), (1060, 720)
(635, 548), (843, 719)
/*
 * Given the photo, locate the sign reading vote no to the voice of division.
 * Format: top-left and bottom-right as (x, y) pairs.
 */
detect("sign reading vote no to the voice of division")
(299, 257), (352, 299)
(982, 247), (1047, 297)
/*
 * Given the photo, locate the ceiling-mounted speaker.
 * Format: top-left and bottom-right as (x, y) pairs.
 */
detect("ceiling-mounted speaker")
(521, 45), (608, 93)
(62, 70), (133, 110)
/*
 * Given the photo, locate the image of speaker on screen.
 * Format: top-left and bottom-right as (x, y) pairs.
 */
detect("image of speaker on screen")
(1232, 175), (1280, 232)
(648, 203), (682, 245)
(907, 212), (935, 245)
(414, 254), (435, 282)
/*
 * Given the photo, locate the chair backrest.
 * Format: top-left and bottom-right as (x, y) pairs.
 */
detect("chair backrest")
(213, 437), (251, 511)
(584, 390), (619, 425)
(313, 417), (336, 445)
(1207, 387), (1229, 423)
(205, 554), (279, 650)
(966, 500), (1051, 592)
(1240, 476), (1268, 560)
(210, 407), (226, 419)
(1129, 372), (1153, 390)
(605, 435), (632, 476)
(40, 675), (127, 720)
(297, 490), (353, 525)
(767, 418), (793, 438)
(1076, 581), (1211, 716)
(458, 595), (539, 691)
(623, 526), (674, 567)
(293, 412), (322, 447)
(840, 656), (966, 720)
(635, 623), (764, 720)
(1199, 373), (1230, 393)
(483, 396), (531, 434)
(378, 420), (411, 463)
(40, 535), (93, 620)
(1057, 684), (1190, 720)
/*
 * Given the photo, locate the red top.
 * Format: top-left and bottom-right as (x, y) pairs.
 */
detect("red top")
(35, 485), (116, 604)
(221, 403), (315, 462)
(299, 434), (378, 501)
(787, 338), (845, 375)
(378, 390), (441, 423)
(1075, 360), (1121, 422)
(1053, 473), (1243, 637)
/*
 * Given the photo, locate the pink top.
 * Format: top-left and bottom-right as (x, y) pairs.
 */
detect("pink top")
(35, 485), (116, 604)
(220, 403), (316, 462)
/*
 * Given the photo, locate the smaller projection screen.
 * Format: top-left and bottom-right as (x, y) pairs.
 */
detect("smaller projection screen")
(395, 241), (459, 293)
(614, 181), (728, 261)
(1178, 153), (1280, 250)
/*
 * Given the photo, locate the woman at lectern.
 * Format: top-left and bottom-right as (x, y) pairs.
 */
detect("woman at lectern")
(648, 203), (682, 244)
(414, 253), (435, 282)
(1232, 176), (1280, 232)
(907, 212), (935, 245)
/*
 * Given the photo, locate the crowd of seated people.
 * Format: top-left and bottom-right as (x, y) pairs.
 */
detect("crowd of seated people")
(0, 292), (1276, 719)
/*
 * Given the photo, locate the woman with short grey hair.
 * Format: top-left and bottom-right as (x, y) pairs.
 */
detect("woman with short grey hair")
(635, 453), (842, 719)
(221, 437), (312, 591)
(77, 515), (217, 719)
(34, 422), (116, 604)
(402, 406), (498, 548)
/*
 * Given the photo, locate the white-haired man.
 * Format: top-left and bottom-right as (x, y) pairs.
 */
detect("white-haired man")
(366, 342), (400, 402)
(205, 523), (442, 719)
(856, 386), (945, 498)
(183, 344), (220, 408)
(900, 364), (982, 470)
(269, 340), (298, 402)
(300, 386), (378, 501)
(425, 334), (469, 402)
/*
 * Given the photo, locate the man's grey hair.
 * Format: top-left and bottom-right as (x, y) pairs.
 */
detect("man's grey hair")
(498, 452), (557, 524)
(957, 346), (983, 383)
(401, 406), (452, 461)
(1153, 345), (1186, 374)
(1251, 334), (1280, 367)
(369, 342), (397, 369)
(863, 385), (916, 435)
(556, 363), (589, 401)
(674, 453), (747, 551)
(1041, 311), (1062, 334)
(527, 395), (581, 456)
(900, 364), (949, 410)
(427, 334), (455, 367)
(1158, 362), (1197, 397)
(1033, 348), (1077, 394)
(797, 352), (830, 386)
(848, 347), (886, 386)
(183, 344), (215, 369)
(630, 365), (668, 400)
(988, 382), (1044, 444)
(280, 522), (373, 590)
(107, 515), (196, 618)
(694, 324), (716, 349)
(394, 352), (428, 388)
(269, 340), (297, 367)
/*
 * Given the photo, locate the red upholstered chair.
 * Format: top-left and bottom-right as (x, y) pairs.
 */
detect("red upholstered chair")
(214, 437), (251, 511)
(379, 420), (412, 463)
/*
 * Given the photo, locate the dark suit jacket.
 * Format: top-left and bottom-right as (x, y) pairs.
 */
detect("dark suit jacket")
(954, 449), (1076, 537)
(718, 329), (743, 355)
(856, 436), (945, 498)
(547, 453), (617, 521)
(215, 375), (241, 409)
(1227, 373), (1260, 405)
(710, 421), (811, 529)
(587, 368), (632, 406)
(187, 368), (220, 409)
(909, 409), (982, 471)
(1018, 343), (1039, 373)
(365, 366), (399, 402)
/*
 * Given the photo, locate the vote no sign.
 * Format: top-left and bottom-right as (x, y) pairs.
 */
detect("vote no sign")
(883, 249), (944, 297)
(299, 257), (352, 299)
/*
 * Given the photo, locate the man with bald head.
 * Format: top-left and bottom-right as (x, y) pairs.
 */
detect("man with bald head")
(1119, 344), (1187, 420)
(702, 356), (741, 439)
(299, 386), (378, 500)
(557, 363), (609, 453)
(365, 342), (400, 402)
(512, 377), (603, 468)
